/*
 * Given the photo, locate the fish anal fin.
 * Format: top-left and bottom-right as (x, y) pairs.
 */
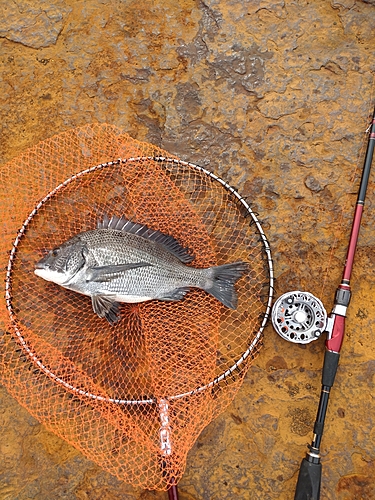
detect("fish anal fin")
(97, 215), (194, 264)
(158, 287), (191, 302)
(91, 295), (121, 325)
(87, 262), (151, 282)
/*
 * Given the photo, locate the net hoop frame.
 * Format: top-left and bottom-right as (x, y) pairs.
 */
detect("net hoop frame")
(4, 156), (274, 406)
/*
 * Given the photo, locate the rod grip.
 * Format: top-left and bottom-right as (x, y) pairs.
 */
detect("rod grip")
(322, 350), (340, 387)
(294, 458), (322, 500)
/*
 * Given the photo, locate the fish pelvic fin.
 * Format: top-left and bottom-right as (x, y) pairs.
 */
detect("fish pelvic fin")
(87, 262), (152, 282)
(97, 215), (194, 264)
(91, 294), (121, 325)
(204, 261), (249, 309)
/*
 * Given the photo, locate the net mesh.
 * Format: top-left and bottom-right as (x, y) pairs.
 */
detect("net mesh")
(0, 124), (271, 490)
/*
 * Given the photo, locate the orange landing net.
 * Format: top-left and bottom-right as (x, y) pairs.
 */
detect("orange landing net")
(0, 124), (272, 490)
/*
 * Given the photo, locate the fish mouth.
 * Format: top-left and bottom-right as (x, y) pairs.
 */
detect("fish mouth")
(34, 267), (50, 278)
(35, 261), (47, 270)
(34, 266), (70, 285)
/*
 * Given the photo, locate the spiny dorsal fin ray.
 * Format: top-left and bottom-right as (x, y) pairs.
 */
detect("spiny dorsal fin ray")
(97, 215), (194, 264)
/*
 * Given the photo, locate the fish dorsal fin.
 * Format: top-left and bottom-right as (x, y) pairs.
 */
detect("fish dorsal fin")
(97, 215), (194, 264)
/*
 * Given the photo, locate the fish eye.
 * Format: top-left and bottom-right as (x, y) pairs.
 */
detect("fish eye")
(52, 248), (59, 257)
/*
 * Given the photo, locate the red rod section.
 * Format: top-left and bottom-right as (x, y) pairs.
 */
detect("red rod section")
(342, 205), (364, 282)
(168, 484), (179, 500)
(326, 111), (375, 353)
(341, 115), (375, 283)
(325, 311), (346, 353)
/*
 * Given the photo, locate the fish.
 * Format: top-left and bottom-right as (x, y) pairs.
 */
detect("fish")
(34, 215), (248, 324)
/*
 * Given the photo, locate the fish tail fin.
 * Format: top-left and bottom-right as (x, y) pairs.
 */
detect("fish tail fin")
(204, 261), (248, 309)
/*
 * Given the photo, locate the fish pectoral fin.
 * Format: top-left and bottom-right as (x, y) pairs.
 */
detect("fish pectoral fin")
(91, 295), (121, 325)
(87, 262), (152, 282)
(158, 287), (191, 302)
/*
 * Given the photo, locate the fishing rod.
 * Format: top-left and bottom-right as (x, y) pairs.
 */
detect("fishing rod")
(272, 105), (375, 499)
(168, 484), (179, 500)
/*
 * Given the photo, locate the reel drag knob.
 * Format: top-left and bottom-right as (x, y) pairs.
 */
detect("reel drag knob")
(271, 291), (327, 344)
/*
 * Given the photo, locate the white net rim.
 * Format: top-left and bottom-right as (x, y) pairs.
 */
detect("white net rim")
(5, 157), (274, 405)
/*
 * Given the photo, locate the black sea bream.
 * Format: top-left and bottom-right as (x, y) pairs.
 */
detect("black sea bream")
(35, 215), (248, 324)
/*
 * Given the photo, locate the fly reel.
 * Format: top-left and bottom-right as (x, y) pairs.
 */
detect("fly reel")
(271, 291), (327, 344)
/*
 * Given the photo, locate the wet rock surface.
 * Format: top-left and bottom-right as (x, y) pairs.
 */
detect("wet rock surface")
(1, 0), (375, 498)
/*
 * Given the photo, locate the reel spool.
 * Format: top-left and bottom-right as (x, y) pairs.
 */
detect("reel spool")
(271, 291), (327, 344)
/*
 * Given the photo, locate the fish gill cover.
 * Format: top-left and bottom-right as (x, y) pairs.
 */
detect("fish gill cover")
(0, 123), (272, 490)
